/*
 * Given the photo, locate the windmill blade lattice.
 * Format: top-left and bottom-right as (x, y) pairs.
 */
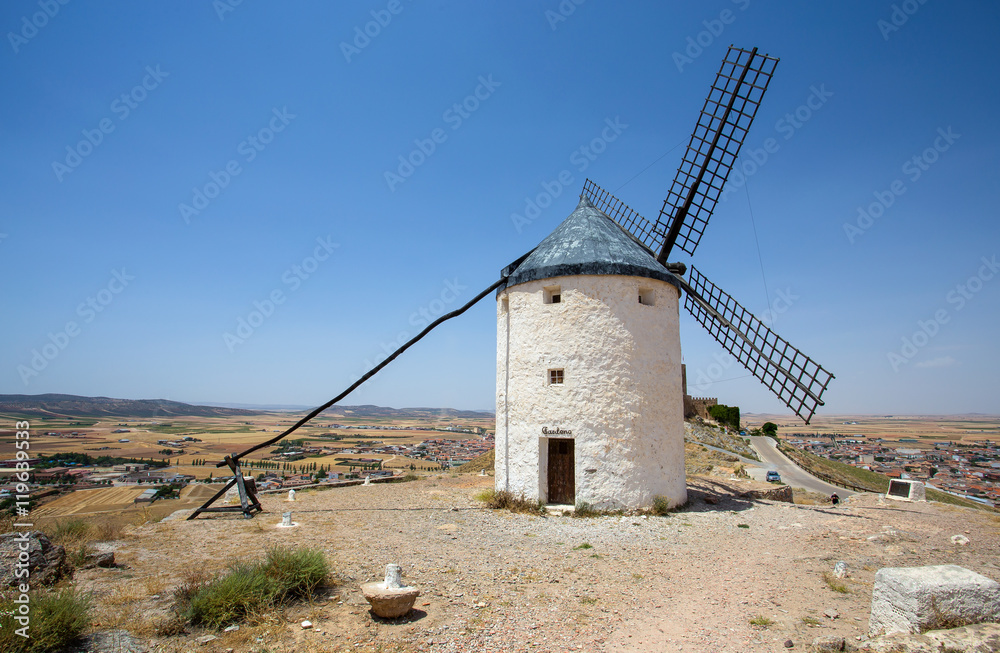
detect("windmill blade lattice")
(582, 178), (662, 251)
(657, 46), (779, 261)
(680, 266), (833, 423)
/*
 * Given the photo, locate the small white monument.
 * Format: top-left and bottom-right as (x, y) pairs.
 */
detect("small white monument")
(276, 510), (297, 528)
(287, 489), (296, 501)
(361, 564), (420, 618)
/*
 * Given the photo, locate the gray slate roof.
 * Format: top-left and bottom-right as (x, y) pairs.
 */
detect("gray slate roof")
(501, 195), (680, 290)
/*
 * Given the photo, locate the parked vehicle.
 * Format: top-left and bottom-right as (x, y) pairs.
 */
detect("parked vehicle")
(765, 470), (781, 482)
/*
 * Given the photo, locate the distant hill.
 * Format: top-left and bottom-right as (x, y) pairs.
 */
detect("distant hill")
(0, 394), (494, 421)
(320, 404), (494, 420)
(0, 394), (262, 418)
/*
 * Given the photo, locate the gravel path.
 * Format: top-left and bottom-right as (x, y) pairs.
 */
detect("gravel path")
(78, 474), (1000, 652)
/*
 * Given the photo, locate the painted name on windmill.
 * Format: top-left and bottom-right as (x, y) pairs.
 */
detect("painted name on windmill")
(541, 427), (572, 435)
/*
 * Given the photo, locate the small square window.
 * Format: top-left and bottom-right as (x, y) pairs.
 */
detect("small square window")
(548, 369), (564, 385)
(638, 288), (655, 306)
(543, 286), (561, 304)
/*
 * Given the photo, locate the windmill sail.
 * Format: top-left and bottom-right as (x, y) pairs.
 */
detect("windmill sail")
(582, 45), (832, 423)
(657, 46), (778, 262)
(582, 178), (663, 252)
(679, 266), (833, 424)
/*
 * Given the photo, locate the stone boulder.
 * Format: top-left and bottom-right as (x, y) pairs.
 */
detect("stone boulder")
(870, 565), (1000, 636)
(0, 530), (73, 587)
(81, 551), (116, 569)
(740, 485), (793, 503)
(856, 622), (1000, 652)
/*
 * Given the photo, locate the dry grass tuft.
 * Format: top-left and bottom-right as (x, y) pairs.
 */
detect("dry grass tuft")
(473, 488), (495, 503)
(104, 582), (148, 606)
(49, 518), (92, 546)
(822, 572), (850, 594)
(485, 490), (544, 514)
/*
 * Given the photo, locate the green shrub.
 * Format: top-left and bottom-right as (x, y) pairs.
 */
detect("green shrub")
(264, 545), (329, 600)
(650, 495), (671, 516)
(186, 563), (278, 628)
(0, 588), (91, 652)
(183, 546), (330, 628)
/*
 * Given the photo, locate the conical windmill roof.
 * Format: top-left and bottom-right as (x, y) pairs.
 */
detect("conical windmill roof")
(501, 195), (680, 290)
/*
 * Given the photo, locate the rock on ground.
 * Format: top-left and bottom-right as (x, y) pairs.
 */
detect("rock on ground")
(855, 622), (1000, 652)
(0, 530), (72, 587)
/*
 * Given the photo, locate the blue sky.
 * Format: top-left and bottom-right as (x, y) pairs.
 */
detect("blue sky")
(2, 1), (998, 417)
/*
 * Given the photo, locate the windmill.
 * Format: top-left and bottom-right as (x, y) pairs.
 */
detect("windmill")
(189, 45), (832, 519)
(493, 45), (833, 510)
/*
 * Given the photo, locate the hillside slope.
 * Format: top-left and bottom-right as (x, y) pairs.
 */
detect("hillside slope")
(684, 419), (758, 460)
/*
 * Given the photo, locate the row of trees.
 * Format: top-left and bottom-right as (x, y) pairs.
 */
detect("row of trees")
(189, 459), (317, 472)
(708, 404), (741, 431)
(706, 405), (779, 440)
(38, 453), (169, 469)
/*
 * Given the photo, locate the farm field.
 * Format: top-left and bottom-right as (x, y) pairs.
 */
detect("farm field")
(0, 407), (495, 478)
(744, 413), (1000, 448)
(28, 483), (226, 529)
(31, 486), (147, 517)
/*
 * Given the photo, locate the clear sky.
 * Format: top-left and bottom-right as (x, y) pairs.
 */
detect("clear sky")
(2, 1), (998, 418)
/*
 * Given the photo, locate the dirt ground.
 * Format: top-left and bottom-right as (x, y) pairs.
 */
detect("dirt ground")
(73, 474), (1000, 653)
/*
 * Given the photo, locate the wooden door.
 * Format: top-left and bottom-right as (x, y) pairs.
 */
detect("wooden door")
(547, 439), (575, 504)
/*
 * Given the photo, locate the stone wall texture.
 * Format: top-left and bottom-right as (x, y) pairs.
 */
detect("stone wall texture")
(870, 564), (1000, 636)
(495, 274), (686, 511)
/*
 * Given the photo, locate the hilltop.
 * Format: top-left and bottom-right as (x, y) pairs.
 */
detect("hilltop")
(49, 473), (1000, 652)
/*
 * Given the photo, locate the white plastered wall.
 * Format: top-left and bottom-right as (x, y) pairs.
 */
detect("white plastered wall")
(495, 274), (686, 510)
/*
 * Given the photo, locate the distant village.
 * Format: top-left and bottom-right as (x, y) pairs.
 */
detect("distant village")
(7, 421), (1000, 509)
(784, 433), (1000, 507)
(0, 425), (494, 501)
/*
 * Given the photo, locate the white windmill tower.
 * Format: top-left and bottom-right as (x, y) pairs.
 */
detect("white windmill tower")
(494, 46), (834, 511)
(495, 196), (687, 509)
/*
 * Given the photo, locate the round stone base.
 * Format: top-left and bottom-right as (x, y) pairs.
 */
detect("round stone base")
(360, 582), (420, 618)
